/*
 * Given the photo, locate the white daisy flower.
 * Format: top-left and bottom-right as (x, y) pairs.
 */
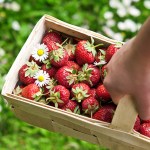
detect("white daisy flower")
(34, 70), (50, 87)
(144, 0), (150, 9)
(32, 44), (49, 62)
(94, 61), (106, 66)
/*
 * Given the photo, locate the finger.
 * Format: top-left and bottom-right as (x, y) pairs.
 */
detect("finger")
(103, 75), (125, 104)
(134, 94), (150, 120)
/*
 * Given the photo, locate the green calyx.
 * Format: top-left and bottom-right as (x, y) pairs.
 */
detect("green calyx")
(84, 104), (99, 116)
(78, 64), (93, 86)
(83, 37), (103, 57)
(13, 86), (22, 96)
(49, 47), (64, 62)
(64, 39), (76, 55)
(103, 68), (107, 78)
(46, 90), (63, 108)
(46, 78), (57, 90)
(115, 42), (123, 48)
(72, 86), (89, 102)
(43, 59), (51, 69)
(33, 89), (42, 101)
(65, 68), (78, 85)
(74, 105), (80, 114)
(94, 49), (107, 66)
(25, 61), (40, 77)
(65, 106), (80, 114)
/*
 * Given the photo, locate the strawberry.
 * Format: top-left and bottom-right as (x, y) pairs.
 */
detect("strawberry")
(49, 46), (69, 68)
(78, 64), (100, 87)
(22, 83), (42, 100)
(82, 97), (99, 116)
(55, 66), (78, 89)
(75, 38), (100, 65)
(44, 40), (60, 52)
(71, 83), (90, 102)
(42, 31), (62, 45)
(41, 64), (57, 78)
(92, 104), (116, 123)
(105, 43), (122, 62)
(139, 123), (150, 138)
(96, 84), (111, 102)
(19, 61), (40, 85)
(133, 116), (141, 131)
(141, 119), (150, 123)
(61, 100), (80, 114)
(46, 85), (70, 108)
(66, 61), (80, 70)
(88, 88), (98, 99)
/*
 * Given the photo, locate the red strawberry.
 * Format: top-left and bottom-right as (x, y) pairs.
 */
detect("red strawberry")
(78, 64), (101, 87)
(55, 66), (78, 89)
(88, 88), (98, 99)
(139, 123), (150, 138)
(141, 119), (150, 123)
(75, 38), (99, 65)
(92, 104), (116, 123)
(66, 61), (80, 70)
(46, 85), (70, 108)
(105, 43), (122, 62)
(49, 47), (69, 68)
(22, 83), (41, 100)
(42, 31), (62, 44)
(45, 40), (60, 52)
(61, 100), (80, 114)
(19, 61), (40, 85)
(96, 84), (111, 102)
(133, 116), (141, 131)
(71, 83), (90, 102)
(82, 97), (99, 116)
(41, 64), (57, 78)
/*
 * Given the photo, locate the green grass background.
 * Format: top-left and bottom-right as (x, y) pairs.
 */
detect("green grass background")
(0, 0), (149, 149)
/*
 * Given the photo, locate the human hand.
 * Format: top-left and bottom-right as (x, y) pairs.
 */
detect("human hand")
(103, 17), (150, 120)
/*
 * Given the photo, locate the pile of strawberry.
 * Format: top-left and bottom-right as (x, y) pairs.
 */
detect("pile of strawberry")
(13, 30), (150, 138)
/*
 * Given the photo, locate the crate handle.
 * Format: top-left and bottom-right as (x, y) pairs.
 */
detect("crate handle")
(110, 95), (138, 133)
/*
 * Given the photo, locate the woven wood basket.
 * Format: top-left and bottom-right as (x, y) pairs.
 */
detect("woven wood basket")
(1, 15), (150, 150)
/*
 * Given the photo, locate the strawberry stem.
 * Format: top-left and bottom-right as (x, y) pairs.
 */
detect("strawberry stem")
(93, 43), (103, 48)
(61, 38), (68, 46)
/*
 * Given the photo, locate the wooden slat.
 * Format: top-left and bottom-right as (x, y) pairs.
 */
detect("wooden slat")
(4, 94), (150, 149)
(111, 95), (138, 132)
(52, 121), (99, 145)
(12, 107), (54, 131)
(92, 130), (147, 150)
(8, 93), (109, 126)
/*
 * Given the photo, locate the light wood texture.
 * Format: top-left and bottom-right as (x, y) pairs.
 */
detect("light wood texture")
(1, 14), (150, 150)
(111, 95), (138, 132)
(4, 94), (150, 150)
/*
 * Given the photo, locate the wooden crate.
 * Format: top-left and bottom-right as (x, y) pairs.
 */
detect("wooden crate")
(1, 15), (150, 150)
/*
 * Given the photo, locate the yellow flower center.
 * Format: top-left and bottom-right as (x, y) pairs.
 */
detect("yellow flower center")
(37, 49), (44, 56)
(38, 76), (44, 82)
